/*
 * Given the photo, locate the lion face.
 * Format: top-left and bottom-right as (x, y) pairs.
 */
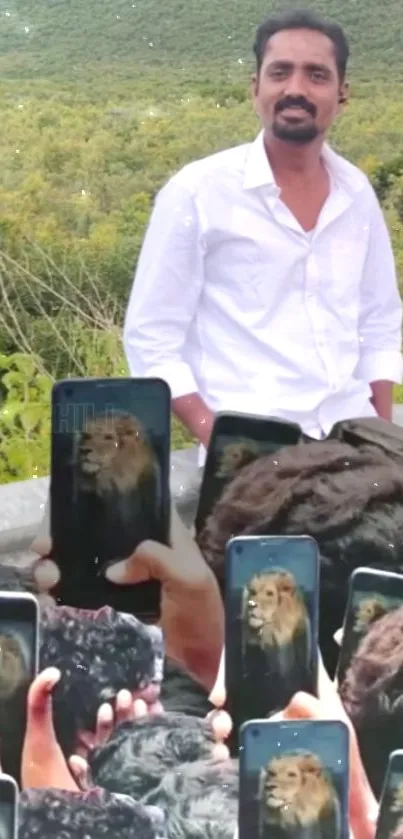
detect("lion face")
(216, 441), (259, 479)
(0, 634), (27, 698)
(262, 753), (331, 821)
(76, 414), (151, 494)
(354, 597), (386, 632)
(246, 571), (297, 630)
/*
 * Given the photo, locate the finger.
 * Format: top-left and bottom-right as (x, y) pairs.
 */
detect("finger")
(133, 698), (148, 719)
(105, 553), (151, 586)
(206, 709), (232, 742)
(32, 559), (60, 592)
(148, 700), (165, 715)
(208, 647), (226, 708)
(26, 667), (61, 725)
(30, 534), (52, 557)
(211, 742), (230, 762)
(95, 703), (114, 747)
(68, 755), (90, 791)
(115, 690), (135, 726)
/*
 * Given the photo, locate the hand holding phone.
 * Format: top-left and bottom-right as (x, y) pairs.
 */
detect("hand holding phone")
(239, 718), (349, 839)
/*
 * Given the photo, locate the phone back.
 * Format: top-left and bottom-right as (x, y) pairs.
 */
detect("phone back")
(0, 774), (18, 839)
(239, 719), (350, 839)
(336, 568), (403, 687)
(376, 750), (403, 839)
(225, 535), (319, 749)
(195, 413), (302, 536)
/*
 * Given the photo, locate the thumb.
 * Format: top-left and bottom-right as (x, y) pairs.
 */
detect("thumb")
(25, 667), (61, 735)
(105, 551), (154, 586)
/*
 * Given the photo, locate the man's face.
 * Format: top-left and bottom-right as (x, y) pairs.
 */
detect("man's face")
(252, 28), (348, 145)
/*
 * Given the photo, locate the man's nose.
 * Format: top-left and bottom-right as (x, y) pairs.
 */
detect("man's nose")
(283, 71), (308, 97)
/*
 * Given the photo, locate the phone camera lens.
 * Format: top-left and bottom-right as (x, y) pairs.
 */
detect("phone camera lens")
(251, 728), (260, 739)
(235, 545), (243, 555)
(65, 388), (73, 398)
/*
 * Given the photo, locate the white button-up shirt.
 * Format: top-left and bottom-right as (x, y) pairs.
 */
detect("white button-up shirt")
(124, 131), (403, 441)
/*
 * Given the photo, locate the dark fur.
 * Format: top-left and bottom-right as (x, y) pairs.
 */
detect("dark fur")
(89, 712), (216, 799)
(39, 606), (164, 755)
(18, 787), (164, 839)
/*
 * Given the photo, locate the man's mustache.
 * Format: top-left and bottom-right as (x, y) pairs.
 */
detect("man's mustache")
(275, 96), (317, 117)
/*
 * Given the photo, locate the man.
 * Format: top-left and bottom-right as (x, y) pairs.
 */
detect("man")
(123, 8), (402, 461)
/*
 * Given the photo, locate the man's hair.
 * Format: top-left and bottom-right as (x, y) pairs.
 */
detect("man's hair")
(89, 712), (217, 800)
(340, 606), (403, 797)
(18, 787), (164, 839)
(144, 759), (238, 839)
(253, 8), (349, 81)
(198, 440), (403, 674)
(39, 606), (164, 755)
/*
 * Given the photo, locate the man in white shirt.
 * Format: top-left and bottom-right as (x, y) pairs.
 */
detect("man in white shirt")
(124, 8), (402, 456)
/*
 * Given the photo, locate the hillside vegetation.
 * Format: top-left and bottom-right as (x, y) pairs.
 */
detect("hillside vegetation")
(1, 2), (403, 482)
(1, 0), (403, 79)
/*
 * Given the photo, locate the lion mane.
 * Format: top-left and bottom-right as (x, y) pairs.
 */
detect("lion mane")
(215, 439), (260, 480)
(353, 596), (388, 633)
(242, 570), (308, 651)
(75, 413), (158, 496)
(0, 633), (28, 699)
(259, 751), (341, 837)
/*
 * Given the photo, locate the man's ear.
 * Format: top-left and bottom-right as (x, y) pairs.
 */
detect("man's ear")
(338, 80), (349, 105)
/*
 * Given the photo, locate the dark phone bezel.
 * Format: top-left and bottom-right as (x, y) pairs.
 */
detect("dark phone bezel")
(195, 412), (302, 536)
(50, 377), (171, 614)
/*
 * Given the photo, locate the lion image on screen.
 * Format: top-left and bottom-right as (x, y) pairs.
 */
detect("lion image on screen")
(258, 751), (342, 839)
(353, 596), (388, 633)
(0, 633), (28, 699)
(215, 439), (260, 480)
(240, 570), (312, 712)
(72, 413), (161, 563)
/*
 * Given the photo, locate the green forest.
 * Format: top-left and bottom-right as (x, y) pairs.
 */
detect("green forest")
(1, 1), (403, 482)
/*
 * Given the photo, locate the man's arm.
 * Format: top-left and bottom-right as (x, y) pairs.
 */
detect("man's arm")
(356, 189), (403, 420)
(123, 176), (213, 445)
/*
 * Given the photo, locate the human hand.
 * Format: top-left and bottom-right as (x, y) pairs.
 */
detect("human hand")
(105, 506), (224, 691)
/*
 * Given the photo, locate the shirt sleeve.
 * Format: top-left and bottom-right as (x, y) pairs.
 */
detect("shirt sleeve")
(123, 174), (204, 399)
(356, 190), (403, 385)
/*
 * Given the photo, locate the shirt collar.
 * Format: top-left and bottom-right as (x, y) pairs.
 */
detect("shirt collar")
(243, 130), (367, 195)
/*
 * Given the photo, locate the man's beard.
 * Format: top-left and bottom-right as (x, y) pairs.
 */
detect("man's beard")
(272, 119), (320, 144)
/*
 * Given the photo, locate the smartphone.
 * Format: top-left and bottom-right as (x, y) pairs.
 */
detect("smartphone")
(0, 775), (18, 839)
(195, 413), (302, 536)
(335, 568), (403, 688)
(376, 750), (403, 839)
(329, 417), (403, 462)
(225, 535), (319, 750)
(0, 593), (39, 785)
(239, 718), (349, 839)
(50, 377), (171, 616)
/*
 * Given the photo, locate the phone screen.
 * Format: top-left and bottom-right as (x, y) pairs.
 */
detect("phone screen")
(0, 775), (17, 839)
(50, 377), (171, 614)
(239, 719), (349, 839)
(195, 413), (302, 536)
(225, 535), (319, 751)
(336, 568), (403, 687)
(376, 750), (403, 839)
